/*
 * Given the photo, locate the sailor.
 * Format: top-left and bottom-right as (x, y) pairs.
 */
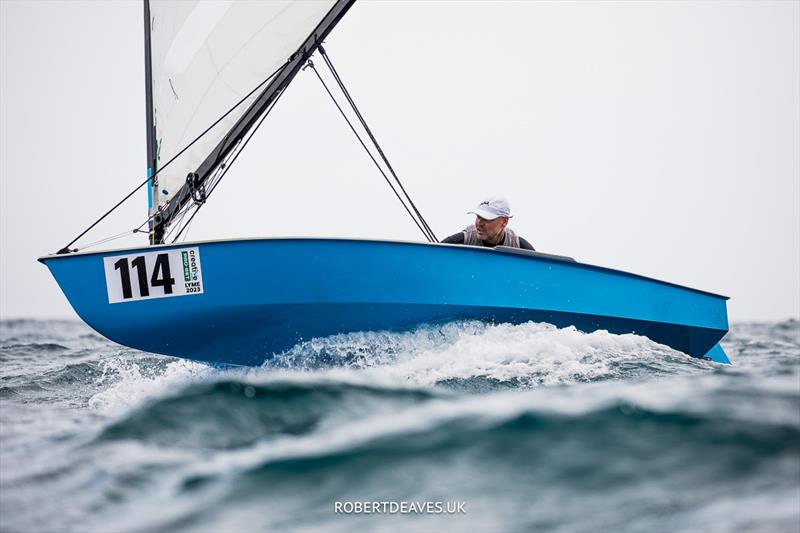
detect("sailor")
(442, 197), (535, 250)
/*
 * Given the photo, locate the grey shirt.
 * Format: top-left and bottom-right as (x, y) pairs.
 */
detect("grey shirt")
(441, 230), (535, 250)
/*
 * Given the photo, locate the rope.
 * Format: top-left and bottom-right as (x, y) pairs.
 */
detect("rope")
(171, 86), (289, 243)
(59, 48), (439, 252)
(305, 59), (434, 243)
(56, 59), (290, 254)
(76, 230), (138, 250)
(164, 202), (194, 242)
(318, 46), (438, 242)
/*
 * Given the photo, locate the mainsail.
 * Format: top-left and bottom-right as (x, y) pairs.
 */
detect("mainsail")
(145, 0), (354, 243)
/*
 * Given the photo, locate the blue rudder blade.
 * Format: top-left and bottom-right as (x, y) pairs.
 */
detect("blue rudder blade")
(704, 343), (731, 364)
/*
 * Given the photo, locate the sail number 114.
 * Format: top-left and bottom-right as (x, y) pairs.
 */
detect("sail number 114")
(103, 247), (204, 304)
(114, 254), (174, 299)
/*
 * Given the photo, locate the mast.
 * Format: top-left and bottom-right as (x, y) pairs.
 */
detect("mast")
(143, 0), (161, 245)
(152, 0), (356, 241)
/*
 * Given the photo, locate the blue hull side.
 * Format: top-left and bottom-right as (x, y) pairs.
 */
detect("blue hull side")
(40, 239), (730, 365)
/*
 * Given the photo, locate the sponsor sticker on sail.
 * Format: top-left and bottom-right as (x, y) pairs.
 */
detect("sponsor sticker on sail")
(103, 247), (204, 303)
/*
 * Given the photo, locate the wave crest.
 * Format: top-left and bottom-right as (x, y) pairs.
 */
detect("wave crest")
(269, 321), (708, 388)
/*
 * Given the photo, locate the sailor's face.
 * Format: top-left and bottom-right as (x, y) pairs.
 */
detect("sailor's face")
(475, 215), (508, 243)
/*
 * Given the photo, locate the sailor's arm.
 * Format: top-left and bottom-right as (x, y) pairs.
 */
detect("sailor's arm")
(519, 237), (535, 251)
(441, 232), (466, 245)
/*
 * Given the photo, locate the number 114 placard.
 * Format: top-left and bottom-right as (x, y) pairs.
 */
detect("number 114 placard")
(103, 247), (204, 303)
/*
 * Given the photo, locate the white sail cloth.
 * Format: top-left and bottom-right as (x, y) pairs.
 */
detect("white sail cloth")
(148, 0), (336, 205)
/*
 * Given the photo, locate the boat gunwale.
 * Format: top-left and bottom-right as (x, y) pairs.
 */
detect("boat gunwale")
(38, 236), (730, 301)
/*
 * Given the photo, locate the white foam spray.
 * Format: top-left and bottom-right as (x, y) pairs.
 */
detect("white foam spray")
(270, 321), (696, 388)
(87, 353), (214, 416)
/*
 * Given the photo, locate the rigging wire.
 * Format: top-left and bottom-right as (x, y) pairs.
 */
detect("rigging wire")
(76, 230), (139, 251)
(74, 211), (161, 253)
(61, 48), (439, 251)
(163, 202), (195, 242)
(159, 149), (233, 242)
(56, 59), (290, 254)
(305, 58), (435, 243)
(124, 139), (240, 246)
(317, 46), (438, 242)
(170, 86), (290, 243)
(177, 206), (199, 242)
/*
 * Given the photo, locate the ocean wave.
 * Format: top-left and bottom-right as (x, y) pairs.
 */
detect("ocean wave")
(269, 321), (711, 388)
(86, 355), (214, 416)
(95, 380), (440, 450)
(86, 370), (800, 471)
(0, 342), (68, 352)
(2, 319), (797, 533)
(76, 373), (799, 532)
(79, 321), (713, 424)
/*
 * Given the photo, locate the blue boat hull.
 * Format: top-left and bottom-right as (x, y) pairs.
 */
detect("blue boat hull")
(40, 238), (730, 365)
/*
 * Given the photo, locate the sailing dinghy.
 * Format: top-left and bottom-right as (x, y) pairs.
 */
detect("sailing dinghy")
(39, 0), (731, 366)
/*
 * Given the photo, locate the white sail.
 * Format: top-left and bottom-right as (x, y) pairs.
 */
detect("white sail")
(148, 0), (337, 206)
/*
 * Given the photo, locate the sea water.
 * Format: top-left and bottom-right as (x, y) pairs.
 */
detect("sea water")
(1, 319), (798, 532)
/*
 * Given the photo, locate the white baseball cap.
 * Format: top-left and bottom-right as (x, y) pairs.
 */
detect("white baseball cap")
(468, 197), (513, 220)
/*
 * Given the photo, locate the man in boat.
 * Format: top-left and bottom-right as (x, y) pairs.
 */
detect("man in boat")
(442, 197), (535, 250)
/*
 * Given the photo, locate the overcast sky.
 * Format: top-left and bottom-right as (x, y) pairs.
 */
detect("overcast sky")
(1, 0), (798, 322)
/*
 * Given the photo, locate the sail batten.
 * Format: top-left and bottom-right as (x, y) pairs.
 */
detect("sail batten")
(147, 0), (355, 242)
